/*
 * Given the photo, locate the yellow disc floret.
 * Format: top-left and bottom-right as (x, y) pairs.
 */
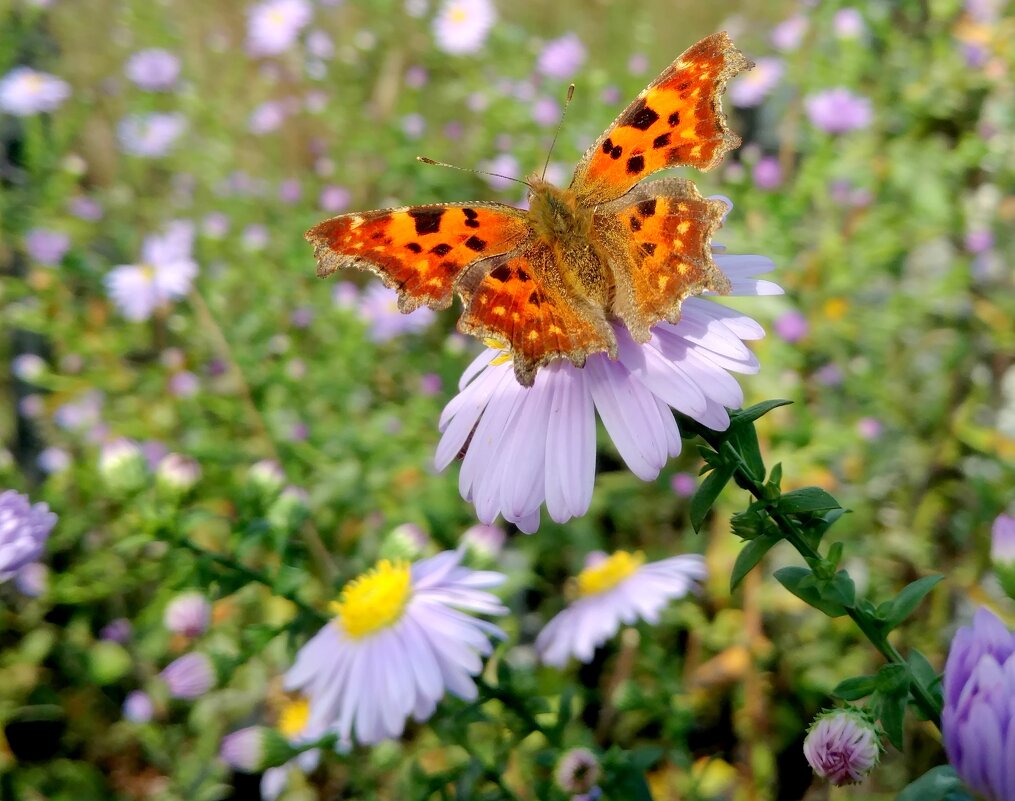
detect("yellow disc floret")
(278, 696), (310, 739)
(575, 551), (645, 597)
(330, 559), (412, 638)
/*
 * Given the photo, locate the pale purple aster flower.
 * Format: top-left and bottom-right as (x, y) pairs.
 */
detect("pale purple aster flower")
(627, 53), (649, 76)
(461, 524), (505, 559)
(125, 49), (181, 91)
(100, 618), (132, 643)
(405, 65), (428, 88)
(420, 372), (443, 396)
(249, 100), (288, 134)
(537, 33), (586, 80)
(556, 747), (600, 794)
(966, 0), (1003, 23)
(965, 230), (994, 255)
(24, 228), (70, 266)
(432, 0), (496, 55)
(774, 310), (808, 342)
(164, 591), (212, 637)
(68, 196), (103, 221)
(815, 363), (844, 387)
(161, 652), (215, 699)
(601, 85), (621, 105)
(333, 281), (359, 309)
(0, 490), (57, 582)
(38, 447), (71, 474)
(306, 29), (334, 59)
(117, 112), (186, 157)
(532, 96), (560, 128)
(319, 185), (351, 213)
(803, 707), (881, 785)
(284, 550), (507, 744)
(536, 552), (705, 666)
(401, 112), (426, 139)
(279, 179), (302, 204)
(856, 417), (882, 440)
(247, 0), (314, 57)
(18, 395), (44, 418)
(241, 224), (270, 251)
(752, 156), (782, 190)
(169, 371), (199, 397)
(105, 221), (197, 321)
(943, 607), (1015, 801)
(12, 354), (45, 382)
(15, 563), (48, 597)
(729, 58), (784, 108)
(771, 15), (808, 52)
(258, 697), (324, 800)
(992, 514), (1015, 599)
(805, 89), (872, 134)
(479, 153), (520, 191)
(0, 67), (70, 116)
(435, 252), (781, 532)
(671, 472), (696, 498)
(833, 8), (866, 39)
(202, 212), (230, 239)
(123, 690), (154, 722)
(359, 282), (436, 342)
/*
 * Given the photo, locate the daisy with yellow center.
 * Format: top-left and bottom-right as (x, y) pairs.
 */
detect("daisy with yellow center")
(536, 551), (706, 667)
(285, 550), (507, 745)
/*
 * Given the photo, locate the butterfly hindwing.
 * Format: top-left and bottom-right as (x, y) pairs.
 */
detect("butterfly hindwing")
(457, 243), (617, 386)
(570, 32), (752, 206)
(594, 178), (731, 341)
(306, 203), (530, 312)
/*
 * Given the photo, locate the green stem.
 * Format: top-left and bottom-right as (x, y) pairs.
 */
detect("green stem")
(475, 676), (547, 743)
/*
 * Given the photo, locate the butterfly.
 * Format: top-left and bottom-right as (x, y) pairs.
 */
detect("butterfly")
(306, 32), (752, 387)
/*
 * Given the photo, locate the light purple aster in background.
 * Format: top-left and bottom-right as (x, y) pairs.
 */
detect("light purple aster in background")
(432, 0), (496, 55)
(246, 0), (313, 57)
(161, 652), (215, 699)
(833, 8), (866, 39)
(117, 112), (186, 157)
(805, 89), (872, 134)
(771, 15), (808, 52)
(359, 282), (436, 343)
(105, 220), (198, 321)
(0, 490), (57, 582)
(164, 591), (212, 637)
(435, 250), (781, 533)
(942, 607), (1015, 801)
(773, 310), (808, 343)
(24, 228), (70, 266)
(319, 185), (351, 213)
(992, 514), (1015, 565)
(536, 552), (705, 666)
(123, 690), (154, 722)
(532, 96), (560, 128)
(284, 550), (507, 745)
(249, 100), (288, 134)
(0, 67), (70, 116)
(537, 33), (586, 80)
(125, 49), (181, 91)
(729, 57), (784, 108)
(752, 156), (783, 191)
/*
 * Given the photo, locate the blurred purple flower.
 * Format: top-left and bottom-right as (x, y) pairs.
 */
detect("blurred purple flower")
(419, 372), (443, 396)
(68, 196), (103, 221)
(805, 89), (872, 134)
(101, 618), (132, 643)
(773, 310), (808, 343)
(815, 363), (844, 387)
(433, 0), (496, 55)
(247, 0), (313, 57)
(319, 185), (351, 213)
(359, 283), (436, 342)
(241, 224), (270, 251)
(991, 514), (1015, 565)
(804, 707), (881, 785)
(405, 65), (428, 88)
(856, 417), (882, 440)
(943, 607), (1015, 801)
(601, 85), (621, 105)
(38, 447), (71, 474)
(671, 472), (696, 498)
(333, 281), (359, 309)
(461, 523), (505, 559)
(833, 8), (866, 39)
(117, 112), (186, 157)
(12, 354), (45, 382)
(401, 113), (426, 139)
(537, 33), (586, 80)
(0, 491), (57, 582)
(479, 153), (520, 191)
(752, 157), (782, 191)
(771, 15), (808, 52)
(556, 748), (600, 795)
(105, 221), (197, 321)
(202, 212), (230, 239)
(15, 563), (47, 597)
(0, 67), (70, 116)
(165, 592), (212, 637)
(169, 371), (200, 397)
(161, 652), (215, 699)
(125, 49), (181, 91)
(306, 29), (334, 59)
(123, 690), (154, 722)
(532, 96), (560, 128)
(965, 230), (993, 254)
(627, 53), (649, 75)
(436, 253), (781, 531)
(249, 100), (288, 134)
(290, 306), (314, 328)
(24, 228), (70, 266)
(966, 0), (1003, 23)
(730, 57), (784, 108)
(278, 178), (302, 204)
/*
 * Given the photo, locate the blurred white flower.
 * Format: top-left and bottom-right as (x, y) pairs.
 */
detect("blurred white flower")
(105, 221), (198, 321)
(433, 0), (496, 55)
(247, 0), (313, 57)
(0, 67), (70, 116)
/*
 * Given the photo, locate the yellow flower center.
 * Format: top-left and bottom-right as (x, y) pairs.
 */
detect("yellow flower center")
(576, 551), (644, 597)
(278, 697), (310, 739)
(450, 6), (468, 24)
(330, 559), (412, 638)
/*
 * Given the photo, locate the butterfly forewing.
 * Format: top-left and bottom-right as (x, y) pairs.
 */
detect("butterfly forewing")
(306, 203), (530, 312)
(570, 32), (752, 206)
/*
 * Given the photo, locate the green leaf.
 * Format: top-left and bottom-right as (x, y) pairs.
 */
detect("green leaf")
(874, 685), (908, 750)
(728, 423), (765, 483)
(767, 462), (783, 491)
(895, 766), (964, 801)
(690, 463), (735, 533)
(773, 566), (847, 617)
(876, 663), (910, 693)
(729, 399), (793, 427)
(907, 649), (944, 718)
(777, 487), (842, 514)
(832, 675), (878, 701)
(880, 575), (944, 631)
(730, 534), (780, 592)
(820, 571), (856, 609)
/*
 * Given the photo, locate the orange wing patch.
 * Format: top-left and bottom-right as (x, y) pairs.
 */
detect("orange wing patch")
(457, 244), (616, 386)
(306, 203), (530, 312)
(570, 32), (752, 206)
(598, 179), (731, 342)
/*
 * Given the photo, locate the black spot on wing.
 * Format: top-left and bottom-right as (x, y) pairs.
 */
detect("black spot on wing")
(528, 291), (541, 307)
(626, 155), (645, 175)
(490, 264), (512, 282)
(515, 269), (531, 283)
(629, 215), (641, 231)
(464, 235), (486, 252)
(430, 243), (453, 256)
(462, 208), (478, 220)
(637, 198), (657, 218)
(668, 111), (681, 126)
(405, 242), (423, 253)
(642, 243), (657, 256)
(652, 132), (671, 148)
(408, 208), (444, 235)
(602, 137), (614, 154)
(621, 98), (660, 131)
(609, 144), (623, 160)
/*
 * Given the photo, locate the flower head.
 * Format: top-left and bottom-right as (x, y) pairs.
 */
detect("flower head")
(536, 552), (705, 666)
(156, 453), (202, 494)
(729, 57), (784, 108)
(105, 221), (197, 321)
(284, 550), (506, 744)
(556, 747), (601, 794)
(0, 67), (70, 116)
(24, 228), (70, 266)
(770, 15), (808, 52)
(160, 652), (215, 699)
(360, 282), (436, 342)
(123, 690), (154, 723)
(803, 707), (881, 785)
(0, 490), (57, 581)
(537, 33), (586, 80)
(247, 0), (314, 57)
(433, 0), (496, 55)
(805, 89), (872, 134)
(164, 591), (212, 637)
(117, 112), (186, 157)
(219, 726), (293, 773)
(125, 49), (181, 91)
(435, 252), (780, 532)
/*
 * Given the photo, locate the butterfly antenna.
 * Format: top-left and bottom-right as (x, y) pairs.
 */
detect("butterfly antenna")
(416, 156), (532, 189)
(541, 83), (575, 182)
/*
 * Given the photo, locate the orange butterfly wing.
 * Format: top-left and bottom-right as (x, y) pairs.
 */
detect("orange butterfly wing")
(306, 203), (530, 312)
(595, 178), (731, 342)
(457, 243), (617, 386)
(570, 32), (752, 206)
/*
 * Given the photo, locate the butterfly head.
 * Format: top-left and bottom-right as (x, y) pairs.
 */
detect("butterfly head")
(526, 176), (592, 247)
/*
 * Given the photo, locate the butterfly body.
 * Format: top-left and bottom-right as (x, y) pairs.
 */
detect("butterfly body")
(308, 32), (752, 386)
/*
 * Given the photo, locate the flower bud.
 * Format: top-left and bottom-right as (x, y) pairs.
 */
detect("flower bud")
(267, 485), (310, 531)
(160, 652), (215, 699)
(99, 438), (147, 493)
(803, 707), (881, 785)
(555, 747), (601, 795)
(164, 591), (211, 637)
(220, 726), (293, 772)
(246, 459), (285, 497)
(0, 490), (57, 581)
(461, 524), (505, 563)
(123, 690), (154, 723)
(990, 513), (1015, 600)
(156, 453), (201, 495)
(378, 523), (429, 561)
